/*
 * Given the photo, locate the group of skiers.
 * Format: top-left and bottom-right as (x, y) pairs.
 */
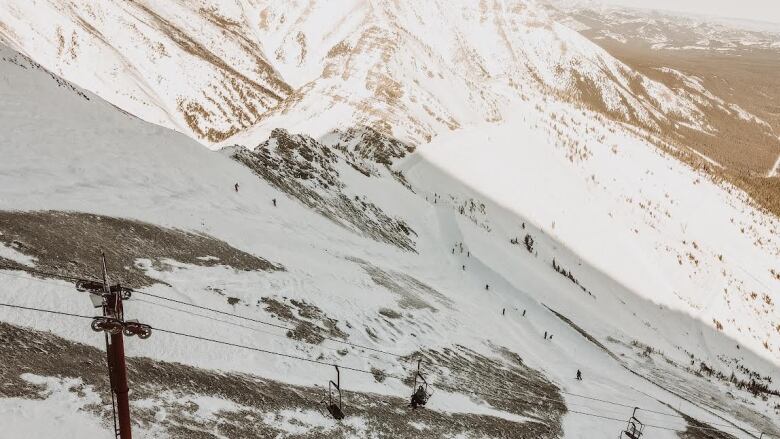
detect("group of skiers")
(234, 184), (588, 386)
(234, 182), (276, 206)
(498, 308), (584, 381)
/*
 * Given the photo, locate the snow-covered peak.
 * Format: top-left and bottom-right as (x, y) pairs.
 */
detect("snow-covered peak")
(0, 0), (715, 149)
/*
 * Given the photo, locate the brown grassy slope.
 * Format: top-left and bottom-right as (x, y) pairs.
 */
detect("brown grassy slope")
(565, 35), (780, 217)
(591, 38), (780, 171)
(0, 210), (281, 287)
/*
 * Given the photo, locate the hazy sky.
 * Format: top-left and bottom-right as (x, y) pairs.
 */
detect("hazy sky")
(596, 0), (780, 24)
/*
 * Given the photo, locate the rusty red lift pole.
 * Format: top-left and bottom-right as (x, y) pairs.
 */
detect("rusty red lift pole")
(101, 254), (133, 439)
(79, 254), (150, 439)
(108, 327), (132, 438)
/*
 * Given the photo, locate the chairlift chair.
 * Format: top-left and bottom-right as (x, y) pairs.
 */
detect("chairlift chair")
(326, 365), (345, 420)
(619, 408), (645, 439)
(76, 280), (132, 299)
(77, 279), (132, 310)
(410, 358), (433, 408)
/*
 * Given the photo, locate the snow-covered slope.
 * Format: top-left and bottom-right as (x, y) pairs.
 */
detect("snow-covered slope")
(1, 38), (779, 438)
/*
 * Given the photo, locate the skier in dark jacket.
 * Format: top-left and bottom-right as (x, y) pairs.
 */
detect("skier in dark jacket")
(410, 385), (427, 408)
(576, 369), (582, 381)
(234, 183), (239, 192)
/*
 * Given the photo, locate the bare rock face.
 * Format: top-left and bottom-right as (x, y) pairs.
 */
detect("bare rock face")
(229, 128), (417, 251)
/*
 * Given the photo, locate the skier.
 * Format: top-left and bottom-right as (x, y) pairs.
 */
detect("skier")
(410, 385), (427, 408)
(576, 369), (582, 381)
(485, 284), (489, 291)
(272, 198), (277, 207)
(544, 331), (548, 339)
(522, 309), (526, 317)
(234, 182), (239, 192)
(502, 308), (506, 316)
(462, 265), (465, 271)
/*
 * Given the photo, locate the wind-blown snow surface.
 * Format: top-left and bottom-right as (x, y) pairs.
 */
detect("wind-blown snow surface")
(0, 37), (778, 439)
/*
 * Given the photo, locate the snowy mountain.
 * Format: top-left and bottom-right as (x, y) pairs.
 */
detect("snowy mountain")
(0, 0), (292, 142)
(544, 0), (780, 189)
(1, 1), (779, 438)
(4, 0), (777, 212)
(546, 1), (780, 52)
(0, 0), (742, 147)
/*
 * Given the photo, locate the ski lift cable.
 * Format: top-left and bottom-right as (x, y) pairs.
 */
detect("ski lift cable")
(0, 267), (415, 387)
(115, 290), (780, 428)
(0, 267), (760, 431)
(567, 409), (769, 437)
(483, 381), (757, 432)
(137, 304), (774, 435)
(0, 268), (82, 287)
(0, 264), (407, 360)
(124, 287), (634, 409)
(0, 301), (96, 320)
(0, 301), (770, 437)
(0, 263), (99, 283)
(0, 266), (767, 431)
(0, 267), (756, 429)
(150, 325), (407, 378)
(130, 289), (408, 359)
(0, 299), (534, 407)
(0, 268), (708, 412)
(142, 295), (737, 427)
(0, 300), (405, 379)
(124, 286), (741, 423)
(0, 300), (586, 410)
(135, 295), (670, 416)
(133, 297), (407, 367)
(430, 384), (753, 434)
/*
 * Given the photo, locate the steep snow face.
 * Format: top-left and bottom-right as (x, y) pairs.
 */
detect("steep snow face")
(0, 0), (292, 143)
(403, 100), (780, 370)
(1, 0), (713, 148)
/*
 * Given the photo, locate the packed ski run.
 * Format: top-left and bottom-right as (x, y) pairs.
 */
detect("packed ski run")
(0, 0), (779, 438)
